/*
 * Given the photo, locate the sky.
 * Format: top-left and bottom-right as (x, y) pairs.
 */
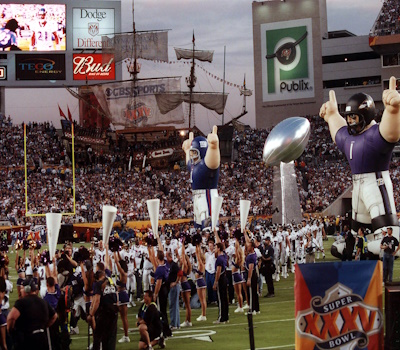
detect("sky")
(6, 0), (384, 134)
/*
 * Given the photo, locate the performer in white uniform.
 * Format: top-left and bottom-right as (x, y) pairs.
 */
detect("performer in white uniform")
(30, 7), (60, 51)
(315, 219), (326, 259)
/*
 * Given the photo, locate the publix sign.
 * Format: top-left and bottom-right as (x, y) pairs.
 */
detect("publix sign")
(72, 8), (115, 49)
(261, 18), (315, 102)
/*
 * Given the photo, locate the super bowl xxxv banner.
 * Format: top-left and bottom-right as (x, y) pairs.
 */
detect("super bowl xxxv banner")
(295, 261), (383, 350)
(261, 18), (315, 102)
(89, 78), (184, 127)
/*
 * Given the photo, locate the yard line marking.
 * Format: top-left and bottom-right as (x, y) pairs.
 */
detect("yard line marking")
(184, 318), (295, 331)
(245, 344), (295, 350)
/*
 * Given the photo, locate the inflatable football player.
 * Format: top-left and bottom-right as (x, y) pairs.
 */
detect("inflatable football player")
(320, 76), (400, 257)
(182, 125), (220, 229)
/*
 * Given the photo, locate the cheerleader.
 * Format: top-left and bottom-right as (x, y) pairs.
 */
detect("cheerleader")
(80, 260), (95, 336)
(232, 240), (244, 313)
(194, 245), (207, 321)
(180, 244), (192, 327)
(14, 249), (26, 299)
(0, 277), (7, 350)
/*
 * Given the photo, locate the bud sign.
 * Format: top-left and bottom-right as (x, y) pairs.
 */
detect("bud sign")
(261, 18), (314, 102)
(73, 54), (115, 80)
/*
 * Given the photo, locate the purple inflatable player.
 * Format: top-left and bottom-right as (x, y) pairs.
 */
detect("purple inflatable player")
(182, 125), (220, 229)
(320, 76), (400, 257)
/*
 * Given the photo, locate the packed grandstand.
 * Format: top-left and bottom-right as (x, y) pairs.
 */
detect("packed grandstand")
(2, 111), (400, 231)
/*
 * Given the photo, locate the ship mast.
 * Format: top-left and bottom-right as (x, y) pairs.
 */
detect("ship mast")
(131, 0), (139, 82)
(186, 32), (196, 130)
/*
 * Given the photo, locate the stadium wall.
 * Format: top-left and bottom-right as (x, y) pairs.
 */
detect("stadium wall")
(322, 34), (384, 111)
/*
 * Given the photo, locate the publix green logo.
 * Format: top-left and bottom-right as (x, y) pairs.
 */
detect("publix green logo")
(261, 19), (314, 102)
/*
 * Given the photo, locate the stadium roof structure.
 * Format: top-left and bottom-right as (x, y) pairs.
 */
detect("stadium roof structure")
(326, 30), (356, 39)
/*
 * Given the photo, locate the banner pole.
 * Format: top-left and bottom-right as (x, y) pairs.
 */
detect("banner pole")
(24, 124), (28, 215)
(247, 312), (255, 350)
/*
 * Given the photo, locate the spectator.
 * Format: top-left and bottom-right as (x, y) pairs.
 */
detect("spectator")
(380, 227), (400, 284)
(137, 290), (164, 350)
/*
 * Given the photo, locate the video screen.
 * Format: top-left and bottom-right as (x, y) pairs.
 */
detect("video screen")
(0, 4), (66, 51)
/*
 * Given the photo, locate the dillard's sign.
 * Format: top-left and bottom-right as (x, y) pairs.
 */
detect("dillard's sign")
(73, 54), (115, 80)
(72, 8), (115, 49)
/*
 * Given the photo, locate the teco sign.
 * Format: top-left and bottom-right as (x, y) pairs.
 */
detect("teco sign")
(73, 54), (115, 80)
(16, 54), (65, 80)
(73, 8), (115, 49)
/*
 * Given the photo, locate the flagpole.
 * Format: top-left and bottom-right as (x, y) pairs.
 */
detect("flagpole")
(222, 45), (226, 125)
(243, 74), (247, 114)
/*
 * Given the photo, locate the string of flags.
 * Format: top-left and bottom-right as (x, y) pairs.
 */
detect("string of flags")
(147, 59), (247, 90)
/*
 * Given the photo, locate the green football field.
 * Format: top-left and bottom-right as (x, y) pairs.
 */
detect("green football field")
(6, 237), (398, 350)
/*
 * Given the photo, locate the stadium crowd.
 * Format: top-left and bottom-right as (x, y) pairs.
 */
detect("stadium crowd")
(2, 109), (400, 349)
(3, 114), (400, 227)
(370, 0), (400, 37)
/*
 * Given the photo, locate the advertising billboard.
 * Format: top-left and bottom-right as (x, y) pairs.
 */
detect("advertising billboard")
(0, 3), (66, 51)
(16, 54), (65, 80)
(73, 53), (115, 80)
(295, 261), (383, 350)
(89, 78), (185, 128)
(72, 8), (115, 49)
(261, 18), (314, 102)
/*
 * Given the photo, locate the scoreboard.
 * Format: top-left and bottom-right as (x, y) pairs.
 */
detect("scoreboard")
(0, 0), (122, 87)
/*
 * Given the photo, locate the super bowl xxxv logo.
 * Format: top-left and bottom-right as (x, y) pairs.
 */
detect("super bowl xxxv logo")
(123, 102), (151, 126)
(265, 25), (312, 95)
(296, 284), (382, 350)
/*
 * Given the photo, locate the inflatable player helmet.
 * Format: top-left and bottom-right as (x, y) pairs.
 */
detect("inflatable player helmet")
(189, 136), (208, 165)
(343, 93), (376, 135)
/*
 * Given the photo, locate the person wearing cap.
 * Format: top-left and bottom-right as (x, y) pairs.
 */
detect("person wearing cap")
(380, 227), (400, 284)
(261, 237), (275, 298)
(355, 227), (368, 261)
(7, 278), (57, 350)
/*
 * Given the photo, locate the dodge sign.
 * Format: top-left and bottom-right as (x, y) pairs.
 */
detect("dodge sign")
(73, 8), (115, 49)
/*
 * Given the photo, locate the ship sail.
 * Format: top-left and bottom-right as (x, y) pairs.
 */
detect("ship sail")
(102, 30), (169, 63)
(155, 92), (227, 115)
(174, 48), (214, 63)
(158, 32), (228, 129)
(87, 77), (185, 128)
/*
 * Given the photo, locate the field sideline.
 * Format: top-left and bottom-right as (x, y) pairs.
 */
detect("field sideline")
(5, 237), (396, 350)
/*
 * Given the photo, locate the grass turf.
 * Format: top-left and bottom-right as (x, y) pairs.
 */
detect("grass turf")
(6, 237), (396, 350)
